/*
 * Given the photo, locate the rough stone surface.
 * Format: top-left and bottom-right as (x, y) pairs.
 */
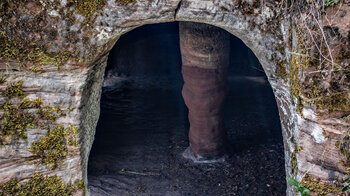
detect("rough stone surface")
(180, 22), (230, 159)
(0, 0), (349, 195)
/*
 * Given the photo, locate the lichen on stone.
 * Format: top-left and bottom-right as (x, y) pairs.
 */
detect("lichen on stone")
(0, 172), (83, 196)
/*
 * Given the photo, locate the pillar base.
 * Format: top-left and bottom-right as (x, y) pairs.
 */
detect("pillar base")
(182, 147), (228, 163)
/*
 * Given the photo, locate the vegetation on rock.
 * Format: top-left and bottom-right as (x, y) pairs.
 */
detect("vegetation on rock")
(30, 125), (79, 169)
(0, 73), (7, 84)
(0, 102), (35, 144)
(0, 0), (137, 69)
(336, 134), (350, 169)
(4, 81), (24, 99)
(301, 175), (341, 196)
(286, 177), (310, 196)
(0, 173), (83, 196)
(343, 177), (350, 193)
(30, 125), (68, 170)
(276, 1), (350, 116)
(0, 80), (79, 170)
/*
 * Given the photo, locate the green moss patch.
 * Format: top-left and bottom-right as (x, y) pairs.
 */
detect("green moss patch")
(0, 0), (139, 68)
(0, 73), (7, 84)
(0, 173), (83, 196)
(1, 80), (79, 170)
(4, 81), (24, 99)
(116, 0), (137, 4)
(0, 81), (45, 145)
(0, 2), (76, 68)
(314, 92), (350, 112)
(286, 21), (350, 115)
(291, 145), (302, 176)
(30, 125), (79, 170)
(73, 0), (107, 20)
(0, 31), (65, 68)
(30, 125), (68, 170)
(301, 175), (341, 196)
(0, 102), (35, 145)
(276, 60), (287, 80)
(288, 49), (304, 113)
(38, 106), (66, 122)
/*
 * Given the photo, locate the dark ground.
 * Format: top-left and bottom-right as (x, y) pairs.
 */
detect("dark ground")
(87, 22), (286, 196)
(87, 75), (286, 196)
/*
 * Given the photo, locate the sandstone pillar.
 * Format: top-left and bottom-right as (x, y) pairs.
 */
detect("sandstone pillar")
(179, 22), (230, 161)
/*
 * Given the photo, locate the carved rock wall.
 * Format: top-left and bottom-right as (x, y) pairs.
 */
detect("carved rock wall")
(0, 0), (349, 195)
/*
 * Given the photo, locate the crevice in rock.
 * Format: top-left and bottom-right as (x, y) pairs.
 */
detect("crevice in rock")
(174, 0), (183, 19)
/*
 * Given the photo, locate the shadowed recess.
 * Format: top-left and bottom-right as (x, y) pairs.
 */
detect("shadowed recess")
(88, 22), (286, 196)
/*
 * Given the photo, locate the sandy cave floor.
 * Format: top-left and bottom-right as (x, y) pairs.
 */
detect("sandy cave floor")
(88, 76), (286, 196)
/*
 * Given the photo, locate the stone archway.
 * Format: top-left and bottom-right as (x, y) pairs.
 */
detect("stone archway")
(0, 1), (349, 196)
(78, 2), (297, 195)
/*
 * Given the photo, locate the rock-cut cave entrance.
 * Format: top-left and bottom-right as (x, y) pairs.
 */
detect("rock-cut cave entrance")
(87, 22), (286, 195)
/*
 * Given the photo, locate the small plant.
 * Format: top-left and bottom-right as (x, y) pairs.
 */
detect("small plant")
(286, 177), (310, 196)
(324, 0), (336, 7)
(343, 177), (350, 192)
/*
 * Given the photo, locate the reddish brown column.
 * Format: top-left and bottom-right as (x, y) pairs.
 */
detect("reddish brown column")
(179, 22), (230, 161)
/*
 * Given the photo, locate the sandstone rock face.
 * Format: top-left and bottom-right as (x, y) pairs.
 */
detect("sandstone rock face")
(0, 0), (349, 195)
(180, 22), (230, 160)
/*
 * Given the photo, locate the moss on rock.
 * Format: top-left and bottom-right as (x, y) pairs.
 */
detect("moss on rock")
(276, 60), (287, 80)
(1, 80), (78, 170)
(286, 19), (350, 116)
(301, 175), (341, 196)
(0, 73), (7, 84)
(336, 135), (350, 169)
(288, 49), (304, 113)
(38, 106), (66, 122)
(73, 0), (107, 20)
(291, 145), (302, 176)
(0, 102), (35, 145)
(30, 125), (79, 170)
(0, 31), (64, 68)
(4, 81), (24, 99)
(0, 172), (83, 196)
(30, 125), (68, 170)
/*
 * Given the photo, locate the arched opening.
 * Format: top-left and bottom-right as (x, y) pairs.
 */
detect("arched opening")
(87, 22), (286, 195)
